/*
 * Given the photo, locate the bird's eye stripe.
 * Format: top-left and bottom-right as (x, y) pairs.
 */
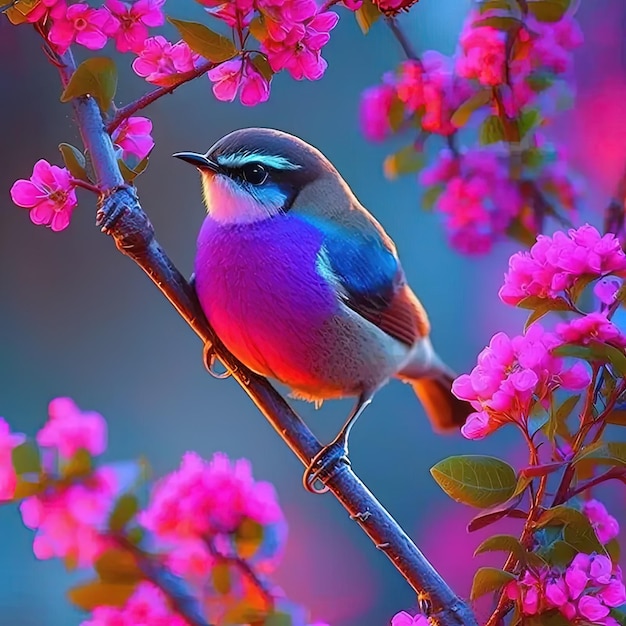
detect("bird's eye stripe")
(216, 152), (301, 171)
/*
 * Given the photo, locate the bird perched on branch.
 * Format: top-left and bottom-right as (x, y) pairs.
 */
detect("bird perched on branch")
(174, 128), (471, 493)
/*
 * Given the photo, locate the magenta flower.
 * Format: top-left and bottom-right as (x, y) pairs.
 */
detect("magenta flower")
(594, 277), (621, 306)
(0, 418), (26, 502)
(132, 35), (198, 86)
(391, 611), (429, 626)
(104, 0), (166, 54)
(207, 57), (270, 106)
(456, 18), (508, 86)
(578, 596), (611, 622)
(36, 397), (107, 460)
(198, 0), (255, 28)
(556, 312), (626, 349)
(47, 3), (113, 54)
(111, 116), (154, 162)
(582, 499), (620, 545)
(10, 159), (78, 232)
(25, 0), (63, 23)
(359, 83), (396, 142)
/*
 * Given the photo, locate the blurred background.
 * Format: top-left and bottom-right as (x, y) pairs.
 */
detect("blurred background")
(1, 1), (625, 624)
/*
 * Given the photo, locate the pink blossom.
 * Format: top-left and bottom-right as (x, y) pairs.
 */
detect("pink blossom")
(0, 419), (26, 501)
(47, 3), (113, 54)
(81, 581), (189, 626)
(556, 313), (626, 349)
(139, 452), (284, 539)
(529, 14), (583, 75)
(20, 467), (117, 566)
(132, 36), (198, 86)
(419, 148), (523, 255)
(456, 20), (508, 86)
(166, 538), (215, 580)
(198, 0), (255, 28)
(36, 397), (107, 459)
(589, 555), (614, 585)
(545, 578), (569, 607)
(391, 611), (429, 626)
(104, 0), (166, 54)
(396, 60), (425, 112)
(505, 570), (545, 615)
(453, 324), (590, 439)
(10, 159), (78, 232)
(342, 0), (363, 8)
(207, 57), (270, 106)
(360, 83), (396, 142)
(582, 500), (620, 545)
(599, 580), (626, 607)
(578, 595), (610, 622)
(594, 277), (621, 306)
(111, 116), (154, 162)
(25, 0), (63, 23)
(499, 225), (626, 306)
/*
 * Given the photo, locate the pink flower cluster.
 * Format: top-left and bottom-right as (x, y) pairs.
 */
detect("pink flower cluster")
(132, 35), (199, 86)
(499, 225), (626, 306)
(207, 57), (271, 107)
(452, 324), (590, 439)
(81, 581), (189, 626)
(456, 11), (583, 115)
(111, 116), (155, 162)
(419, 147), (524, 255)
(361, 54), (473, 141)
(556, 313), (626, 350)
(0, 418), (25, 501)
(34, 0), (166, 56)
(582, 500), (620, 545)
(506, 554), (625, 624)
(10, 159), (78, 232)
(391, 611), (430, 626)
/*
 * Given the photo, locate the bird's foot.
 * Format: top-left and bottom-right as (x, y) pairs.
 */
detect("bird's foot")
(96, 184), (136, 234)
(202, 343), (232, 380)
(303, 438), (351, 495)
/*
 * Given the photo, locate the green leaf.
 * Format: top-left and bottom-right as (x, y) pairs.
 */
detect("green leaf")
(506, 217), (537, 249)
(211, 562), (231, 594)
(518, 108), (542, 139)
(388, 95), (405, 132)
(525, 611), (574, 626)
(12, 442), (41, 476)
(473, 16), (522, 31)
(519, 461), (566, 478)
(248, 16), (267, 41)
(4, 0), (40, 24)
(539, 540), (577, 567)
(467, 499), (526, 533)
(574, 442), (626, 468)
(470, 567), (515, 601)
(108, 494), (139, 532)
(265, 612), (294, 626)
(12, 477), (44, 499)
(607, 410), (626, 426)
(606, 538), (620, 563)
(95, 549), (142, 583)
(251, 54), (274, 82)
(523, 296), (571, 330)
(526, 0), (571, 22)
(384, 145), (424, 180)
(430, 455), (517, 508)
(545, 394), (580, 441)
(522, 147), (545, 169)
(118, 155), (150, 183)
(68, 580), (137, 611)
(235, 517), (264, 559)
(58, 143), (89, 182)
(422, 185), (444, 211)
(537, 506), (605, 555)
(480, 115), (506, 145)
(168, 18), (237, 62)
(355, 0), (382, 34)
(223, 600), (265, 625)
(527, 72), (555, 93)
(610, 610), (626, 626)
(478, 0), (511, 11)
(451, 90), (492, 129)
(567, 274), (596, 304)
(61, 448), (92, 480)
(60, 57), (118, 113)
(553, 341), (626, 377)
(474, 534), (528, 562)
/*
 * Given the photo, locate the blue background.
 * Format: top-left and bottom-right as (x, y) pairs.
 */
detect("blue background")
(0, 1), (625, 624)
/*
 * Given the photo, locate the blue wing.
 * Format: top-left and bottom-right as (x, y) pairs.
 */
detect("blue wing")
(297, 214), (428, 346)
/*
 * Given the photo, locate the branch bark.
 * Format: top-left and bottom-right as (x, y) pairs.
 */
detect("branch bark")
(55, 47), (477, 626)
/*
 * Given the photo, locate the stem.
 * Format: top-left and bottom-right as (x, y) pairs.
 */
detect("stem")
(603, 160), (626, 241)
(385, 17), (421, 64)
(72, 178), (102, 194)
(106, 60), (215, 134)
(53, 49), (477, 626)
(564, 467), (626, 501)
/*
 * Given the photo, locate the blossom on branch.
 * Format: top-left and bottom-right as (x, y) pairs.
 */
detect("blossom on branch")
(0, 419), (25, 501)
(582, 500), (620, 545)
(131, 36), (199, 85)
(10, 159), (78, 232)
(104, 0), (166, 54)
(47, 3), (114, 54)
(111, 116), (155, 162)
(207, 57), (270, 106)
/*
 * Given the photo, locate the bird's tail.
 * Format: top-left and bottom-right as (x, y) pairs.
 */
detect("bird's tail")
(409, 372), (473, 433)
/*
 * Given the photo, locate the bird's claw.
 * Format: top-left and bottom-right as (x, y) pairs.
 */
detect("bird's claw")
(202, 343), (232, 380)
(302, 439), (351, 495)
(96, 185), (136, 234)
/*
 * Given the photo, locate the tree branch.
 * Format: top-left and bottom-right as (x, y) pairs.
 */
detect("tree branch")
(55, 47), (477, 626)
(564, 466), (626, 501)
(603, 160), (626, 239)
(106, 60), (215, 134)
(385, 16), (421, 64)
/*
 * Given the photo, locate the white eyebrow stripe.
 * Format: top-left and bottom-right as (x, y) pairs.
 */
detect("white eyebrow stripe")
(216, 151), (301, 171)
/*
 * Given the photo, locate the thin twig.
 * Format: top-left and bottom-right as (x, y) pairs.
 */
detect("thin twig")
(564, 467), (626, 501)
(603, 160), (626, 240)
(52, 47), (478, 626)
(385, 16), (422, 64)
(106, 60), (215, 134)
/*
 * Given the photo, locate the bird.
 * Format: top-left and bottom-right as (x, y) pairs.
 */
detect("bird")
(174, 128), (472, 493)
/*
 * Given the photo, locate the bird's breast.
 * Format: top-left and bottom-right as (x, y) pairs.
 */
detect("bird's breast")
(194, 215), (339, 385)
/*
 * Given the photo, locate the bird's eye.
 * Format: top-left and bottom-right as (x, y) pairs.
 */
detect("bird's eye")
(241, 163), (268, 185)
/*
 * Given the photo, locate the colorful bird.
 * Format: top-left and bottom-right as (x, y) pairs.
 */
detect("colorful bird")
(174, 128), (471, 492)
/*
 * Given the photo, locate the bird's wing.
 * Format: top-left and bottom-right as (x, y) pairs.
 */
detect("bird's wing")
(302, 215), (429, 347)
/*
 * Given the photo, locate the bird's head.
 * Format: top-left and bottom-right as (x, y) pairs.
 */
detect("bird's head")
(174, 128), (337, 225)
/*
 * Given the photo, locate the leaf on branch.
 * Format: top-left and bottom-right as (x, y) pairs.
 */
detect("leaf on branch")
(467, 499), (526, 533)
(523, 296), (571, 330)
(235, 517), (264, 559)
(526, 0), (571, 22)
(68, 580), (137, 611)
(223, 600), (266, 625)
(553, 341), (626, 378)
(108, 493), (139, 532)
(4, 0), (40, 24)
(384, 145), (424, 180)
(539, 540), (577, 567)
(607, 538), (620, 563)
(519, 461), (566, 478)
(611, 609), (626, 626)
(474, 534), (528, 562)
(168, 18), (237, 62)
(251, 54), (274, 82)
(545, 394), (579, 441)
(95, 548), (142, 583)
(430, 455), (517, 508)
(567, 274), (596, 304)
(388, 96), (405, 132)
(211, 562), (231, 594)
(58, 143), (90, 182)
(518, 108), (542, 139)
(537, 506), (606, 555)
(265, 612), (294, 626)
(422, 184), (444, 211)
(573, 441), (626, 468)
(473, 16), (522, 31)
(478, 0), (512, 12)
(118, 154), (151, 184)
(61, 448), (92, 480)
(355, 0), (382, 34)
(606, 410), (626, 426)
(451, 89), (492, 129)
(470, 567), (515, 601)
(60, 57), (118, 113)
(507, 216), (537, 250)
(11, 441), (41, 476)
(480, 115), (506, 145)
(13, 476), (45, 499)
(248, 16), (268, 41)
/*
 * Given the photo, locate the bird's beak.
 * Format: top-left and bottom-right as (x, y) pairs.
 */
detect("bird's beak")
(172, 152), (220, 173)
